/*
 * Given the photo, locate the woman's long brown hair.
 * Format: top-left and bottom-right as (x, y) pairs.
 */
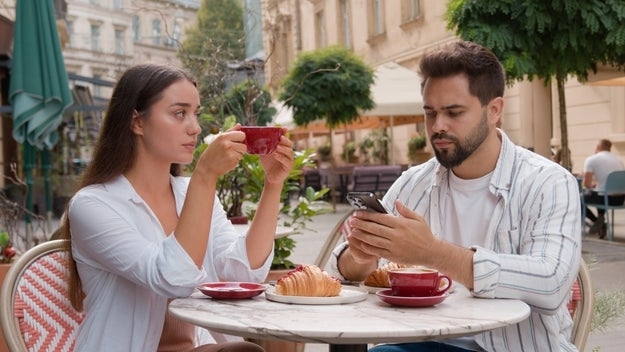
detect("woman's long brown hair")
(61, 64), (195, 310)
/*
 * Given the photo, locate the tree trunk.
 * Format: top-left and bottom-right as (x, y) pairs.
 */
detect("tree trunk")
(556, 73), (571, 172)
(329, 127), (337, 212)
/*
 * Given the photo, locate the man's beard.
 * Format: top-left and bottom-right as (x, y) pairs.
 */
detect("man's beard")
(431, 109), (489, 169)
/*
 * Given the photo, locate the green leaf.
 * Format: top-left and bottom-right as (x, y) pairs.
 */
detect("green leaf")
(0, 231), (9, 247)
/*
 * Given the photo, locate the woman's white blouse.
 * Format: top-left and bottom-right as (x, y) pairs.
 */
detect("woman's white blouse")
(69, 175), (271, 352)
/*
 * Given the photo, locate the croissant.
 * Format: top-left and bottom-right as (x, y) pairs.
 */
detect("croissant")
(364, 262), (413, 288)
(275, 265), (341, 297)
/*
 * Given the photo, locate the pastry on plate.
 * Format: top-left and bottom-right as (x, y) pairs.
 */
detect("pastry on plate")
(275, 264), (341, 297)
(364, 262), (414, 288)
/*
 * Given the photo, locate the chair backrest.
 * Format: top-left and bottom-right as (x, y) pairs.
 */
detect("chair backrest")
(0, 239), (85, 352)
(352, 172), (378, 192)
(314, 209), (356, 270)
(302, 168), (322, 191)
(604, 170), (625, 195)
(376, 165), (402, 195)
(569, 258), (594, 351)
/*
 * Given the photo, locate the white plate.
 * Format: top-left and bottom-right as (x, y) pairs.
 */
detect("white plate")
(359, 283), (387, 294)
(265, 285), (368, 305)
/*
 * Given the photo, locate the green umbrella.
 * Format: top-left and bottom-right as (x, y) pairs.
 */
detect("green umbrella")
(9, 1), (73, 227)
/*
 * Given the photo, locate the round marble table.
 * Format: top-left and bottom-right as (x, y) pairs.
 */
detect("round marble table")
(168, 285), (530, 352)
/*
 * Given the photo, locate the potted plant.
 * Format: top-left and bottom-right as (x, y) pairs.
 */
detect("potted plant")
(240, 147), (331, 271)
(341, 141), (358, 164)
(408, 133), (430, 165)
(317, 143), (332, 162)
(359, 130), (390, 165)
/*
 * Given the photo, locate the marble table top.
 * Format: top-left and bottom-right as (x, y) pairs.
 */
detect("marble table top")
(168, 285), (530, 346)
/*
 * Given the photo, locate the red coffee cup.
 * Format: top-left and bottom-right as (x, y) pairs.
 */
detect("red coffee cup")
(387, 267), (452, 297)
(240, 126), (283, 154)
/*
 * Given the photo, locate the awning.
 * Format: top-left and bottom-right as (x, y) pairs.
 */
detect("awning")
(275, 62), (424, 140)
(287, 115), (423, 140)
(361, 61), (424, 117)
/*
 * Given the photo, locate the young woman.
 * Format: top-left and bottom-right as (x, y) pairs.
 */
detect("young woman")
(60, 63), (293, 351)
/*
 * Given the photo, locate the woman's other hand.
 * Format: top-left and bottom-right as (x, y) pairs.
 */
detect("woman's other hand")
(259, 127), (294, 185)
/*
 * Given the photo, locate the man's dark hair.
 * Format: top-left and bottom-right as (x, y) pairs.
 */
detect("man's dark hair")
(419, 41), (505, 106)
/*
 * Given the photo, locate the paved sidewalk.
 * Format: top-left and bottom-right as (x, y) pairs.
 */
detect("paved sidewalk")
(288, 204), (625, 352)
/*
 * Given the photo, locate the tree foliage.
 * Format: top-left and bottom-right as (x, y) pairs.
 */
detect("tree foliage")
(178, 0), (245, 107)
(446, 0), (625, 170)
(216, 79), (275, 126)
(278, 46), (375, 129)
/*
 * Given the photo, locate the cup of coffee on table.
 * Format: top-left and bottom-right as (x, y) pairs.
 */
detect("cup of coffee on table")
(240, 126), (283, 154)
(387, 267), (452, 297)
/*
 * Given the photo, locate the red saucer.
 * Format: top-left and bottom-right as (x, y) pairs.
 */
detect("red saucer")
(197, 282), (266, 299)
(376, 290), (449, 307)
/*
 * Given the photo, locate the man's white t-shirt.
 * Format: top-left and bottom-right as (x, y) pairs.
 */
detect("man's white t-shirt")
(444, 170), (496, 249)
(583, 151), (624, 191)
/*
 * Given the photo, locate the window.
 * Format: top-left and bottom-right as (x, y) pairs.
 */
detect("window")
(315, 10), (326, 48)
(90, 24), (100, 51)
(93, 75), (102, 98)
(368, 0), (385, 37)
(132, 16), (140, 43)
(152, 19), (161, 46)
(402, 0), (421, 23)
(66, 20), (73, 47)
(167, 22), (181, 47)
(338, 0), (352, 48)
(115, 29), (124, 55)
(114, 0), (122, 9)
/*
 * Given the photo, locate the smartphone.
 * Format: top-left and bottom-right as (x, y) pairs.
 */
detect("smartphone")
(346, 192), (389, 213)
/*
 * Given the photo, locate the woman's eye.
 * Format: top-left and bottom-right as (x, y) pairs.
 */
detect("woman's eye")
(174, 110), (186, 119)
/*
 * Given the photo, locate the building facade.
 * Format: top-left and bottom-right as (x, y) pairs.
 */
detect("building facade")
(0, 0), (200, 188)
(262, 0), (625, 172)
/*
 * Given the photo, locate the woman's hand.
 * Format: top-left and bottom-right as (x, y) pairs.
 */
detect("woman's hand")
(259, 128), (294, 185)
(195, 124), (246, 179)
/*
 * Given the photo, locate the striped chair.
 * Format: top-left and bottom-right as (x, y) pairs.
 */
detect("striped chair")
(0, 239), (84, 352)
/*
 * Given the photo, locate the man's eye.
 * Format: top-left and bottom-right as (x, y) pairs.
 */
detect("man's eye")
(448, 111), (462, 117)
(425, 111), (436, 119)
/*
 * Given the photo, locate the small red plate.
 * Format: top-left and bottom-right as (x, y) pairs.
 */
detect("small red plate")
(376, 290), (449, 307)
(197, 282), (266, 299)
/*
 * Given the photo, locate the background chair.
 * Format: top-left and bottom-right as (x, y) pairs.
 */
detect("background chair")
(568, 258), (594, 351)
(375, 165), (402, 197)
(582, 170), (625, 240)
(0, 239), (84, 352)
(301, 168), (323, 195)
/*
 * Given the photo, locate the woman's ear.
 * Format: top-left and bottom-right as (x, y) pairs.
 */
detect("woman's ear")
(131, 110), (143, 135)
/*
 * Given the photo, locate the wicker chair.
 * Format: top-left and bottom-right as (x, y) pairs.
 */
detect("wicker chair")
(568, 258), (594, 351)
(314, 209), (356, 270)
(0, 239), (84, 352)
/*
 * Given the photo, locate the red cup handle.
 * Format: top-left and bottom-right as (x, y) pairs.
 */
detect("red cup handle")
(434, 275), (452, 295)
